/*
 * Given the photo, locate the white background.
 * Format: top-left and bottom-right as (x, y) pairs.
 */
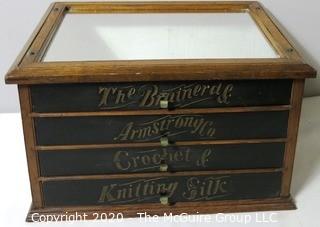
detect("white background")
(1, 0), (319, 112)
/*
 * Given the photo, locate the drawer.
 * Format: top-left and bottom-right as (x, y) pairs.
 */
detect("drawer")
(42, 171), (282, 206)
(31, 80), (292, 112)
(39, 143), (285, 176)
(34, 111), (289, 145)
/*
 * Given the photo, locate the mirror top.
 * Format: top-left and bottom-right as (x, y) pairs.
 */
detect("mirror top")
(43, 12), (279, 61)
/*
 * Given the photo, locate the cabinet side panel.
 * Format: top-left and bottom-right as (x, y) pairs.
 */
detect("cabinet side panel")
(281, 79), (305, 196)
(18, 85), (43, 207)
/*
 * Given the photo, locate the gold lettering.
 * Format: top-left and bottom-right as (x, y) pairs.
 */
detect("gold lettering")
(175, 88), (183, 102)
(167, 182), (179, 197)
(192, 84), (202, 97)
(115, 89), (126, 104)
(219, 181), (228, 193)
(190, 118), (206, 135)
(112, 148), (198, 172)
(128, 87), (136, 98)
(98, 178), (179, 204)
(117, 187), (128, 200)
(183, 176), (230, 201)
(173, 151), (183, 162)
(206, 122), (216, 137)
(113, 115), (216, 142)
(135, 183), (141, 197)
(141, 155), (151, 165)
(131, 156), (139, 168)
(209, 83), (221, 96)
(183, 177), (199, 200)
(98, 87), (112, 107)
(139, 85), (159, 107)
(98, 86), (136, 108)
(200, 85), (210, 96)
(98, 185), (116, 202)
(197, 148), (213, 167)
(152, 153), (161, 164)
(113, 122), (134, 141)
(218, 84), (233, 104)
(113, 151), (131, 171)
(99, 83), (234, 109)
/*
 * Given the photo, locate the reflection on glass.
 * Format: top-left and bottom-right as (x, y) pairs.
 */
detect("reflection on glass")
(43, 12), (279, 61)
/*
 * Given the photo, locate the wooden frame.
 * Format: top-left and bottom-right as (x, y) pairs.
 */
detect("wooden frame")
(5, 1), (316, 84)
(18, 86), (43, 208)
(4, 1), (317, 222)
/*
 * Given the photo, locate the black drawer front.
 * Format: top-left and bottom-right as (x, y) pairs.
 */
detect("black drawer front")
(31, 80), (292, 112)
(39, 143), (285, 176)
(42, 172), (282, 206)
(34, 112), (289, 145)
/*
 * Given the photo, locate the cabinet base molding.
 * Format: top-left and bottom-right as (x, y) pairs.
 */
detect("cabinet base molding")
(26, 196), (296, 222)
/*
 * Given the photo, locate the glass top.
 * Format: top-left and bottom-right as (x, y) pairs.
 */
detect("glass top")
(43, 12), (279, 61)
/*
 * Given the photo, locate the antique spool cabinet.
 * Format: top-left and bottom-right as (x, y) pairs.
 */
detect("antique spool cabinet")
(5, 1), (316, 222)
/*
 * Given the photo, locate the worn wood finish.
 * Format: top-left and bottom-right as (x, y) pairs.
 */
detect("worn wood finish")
(4, 2), (316, 84)
(19, 4), (66, 67)
(67, 1), (252, 13)
(248, 2), (300, 60)
(281, 80), (305, 196)
(30, 105), (291, 117)
(39, 168), (283, 182)
(35, 138), (288, 151)
(18, 86), (43, 208)
(7, 3), (56, 72)
(5, 61), (316, 84)
(4, 1), (317, 222)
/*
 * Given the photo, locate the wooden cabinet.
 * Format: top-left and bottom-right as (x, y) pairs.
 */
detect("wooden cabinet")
(4, 1), (316, 222)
